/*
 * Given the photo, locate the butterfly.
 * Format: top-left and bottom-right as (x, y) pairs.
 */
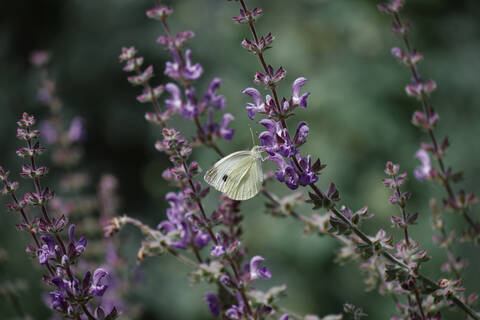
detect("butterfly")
(204, 145), (264, 201)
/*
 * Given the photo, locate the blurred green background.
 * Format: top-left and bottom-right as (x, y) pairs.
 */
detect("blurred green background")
(1, 0), (480, 319)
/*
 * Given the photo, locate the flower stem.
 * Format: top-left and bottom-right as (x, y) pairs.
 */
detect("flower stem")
(234, 2), (480, 317)
(392, 12), (479, 234)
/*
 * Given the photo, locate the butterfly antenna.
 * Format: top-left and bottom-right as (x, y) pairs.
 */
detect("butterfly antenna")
(249, 126), (255, 147)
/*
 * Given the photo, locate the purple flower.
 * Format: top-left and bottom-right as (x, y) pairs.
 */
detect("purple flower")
(220, 274), (232, 287)
(279, 315), (290, 320)
(296, 154), (318, 186)
(203, 110), (235, 141)
(158, 192), (194, 249)
(165, 50), (182, 80)
(270, 154), (299, 190)
(290, 77), (310, 108)
(68, 224), (87, 257)
(203, 108), (220, 135)
(181, 87), (199, 119)
(249, 255), (272, 281)
(194, 230), (211, 248)
(243, 88), (266, 120)
(182, 49), (203, 81)
(89, 268), (109, 297)
(414, 149), (432, 181)
(146, 5), (173, 20)
(211, 233), (227, 257)
(38, 235), (56, 265)
(259, 119), (296, 158)
(254, 65), (286, 88)
(279, 97), (290, 113)
(211, 244), (226, 257)
(165, 192), (186, 222)
(226, 305), (243, 320)
(219, 114), (235, 141)
(68, 117), (85, 142)
(293, 121), (309, 146)
(171, 222), (191, 249)
(204, 292), (221, 317)
(165, 83), (183, 113)
(164, 48), (203, 81)
(203, 78), (226, 110)
(30, 50), (50, 67)
(49, 291), (68, 312)
(39, 121), (58, 144)
(119, 46), (137, 62)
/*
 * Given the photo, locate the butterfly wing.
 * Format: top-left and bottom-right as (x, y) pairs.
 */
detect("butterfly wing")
(204, 150), (263, 201)
(224, 156), (263, 201)
(204, 151), (252, 194)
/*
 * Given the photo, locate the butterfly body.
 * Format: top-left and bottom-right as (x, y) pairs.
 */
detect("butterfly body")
(204, 146), (263, 201)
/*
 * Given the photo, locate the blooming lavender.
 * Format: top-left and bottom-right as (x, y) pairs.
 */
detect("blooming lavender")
(0, 113), (116, 319)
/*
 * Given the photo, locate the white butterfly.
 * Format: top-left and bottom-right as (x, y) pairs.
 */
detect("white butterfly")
(204, 146), (264, 201)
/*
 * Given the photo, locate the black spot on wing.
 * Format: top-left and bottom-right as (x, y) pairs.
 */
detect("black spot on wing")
(222, 174), (228, 182)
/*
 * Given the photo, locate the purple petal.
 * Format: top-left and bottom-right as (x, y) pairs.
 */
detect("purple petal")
(183, 49), (203, 80)
(40, 121), (58, 144)
(242, 88), (263, 106)
(210, 245), (226, 257)
(68, 117), (85, 142)
(194, 231), (211, 248)
(259, 265), (272, 279)
(220, 113), (235, 141)
(249, 255), (271, 281)
(165, 83), (183, 112)
(292, 77), (307, 98)
(90, 268), (109, 297)
(413, 149), (431, 181)
(259, 119), (278, 132)
(68, 224), (76, 243)
(294, 121), (309, 145)
(204, 293), (221, 317)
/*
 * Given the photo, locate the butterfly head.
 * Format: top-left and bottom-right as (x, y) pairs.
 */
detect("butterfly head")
(251, 145), (264, 159)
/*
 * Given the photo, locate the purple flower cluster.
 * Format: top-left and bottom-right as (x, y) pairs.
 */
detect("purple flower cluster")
(151, 127), (275, 318)
(0, 113), (116, 319)
(157, 191), (211, 250)
(119, 4), (234, 149)
(204, 253), (273, 319)
(235, 6), (322, 192)
(243, 78), (322, 190)
(154, 128), (212, 249)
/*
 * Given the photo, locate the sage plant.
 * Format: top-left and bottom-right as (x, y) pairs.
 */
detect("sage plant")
(0, 113), (117, 319)
(106, 1), (350, 319)
(2, 0), (479, 319)
(378, 0), (479, 243)
(231, 0), (479, 319)
(377, 0), (478, 304)
(30, 51), (136, 319)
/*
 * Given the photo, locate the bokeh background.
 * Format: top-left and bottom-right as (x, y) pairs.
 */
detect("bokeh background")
(1, 0), (480, 319)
